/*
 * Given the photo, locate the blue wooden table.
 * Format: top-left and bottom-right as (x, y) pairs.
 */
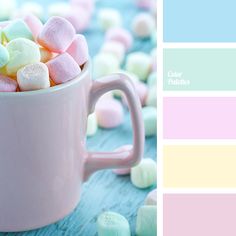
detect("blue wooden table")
(1, 0), (156, 235)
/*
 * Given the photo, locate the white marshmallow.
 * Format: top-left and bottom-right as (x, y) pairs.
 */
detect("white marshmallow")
(132, 13), (155, 38)
(17, 62), (50, 91)
(0, 0), (16, 20)
(100, 41), (125, 63)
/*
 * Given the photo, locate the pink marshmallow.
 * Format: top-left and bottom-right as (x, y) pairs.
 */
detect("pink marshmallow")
(46, 53), (81, 84)
(112, 145), (132, 175)
(23, 14), (43, 40)
(95, 98), (124, 128)
(0, 75), (17, 92)
(70, 0), (94, 14)
(122, 81), (148, 107)
(66, 34), (89, 66)
(37, 16), (76, 53)
(136, 0), (154, 9)
(106, 27), (133, 51)
(65, 6), (91, 32)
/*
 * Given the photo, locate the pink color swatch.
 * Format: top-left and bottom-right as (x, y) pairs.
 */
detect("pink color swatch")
(163, 97), (236, 139)
(164, 194), (236, 236)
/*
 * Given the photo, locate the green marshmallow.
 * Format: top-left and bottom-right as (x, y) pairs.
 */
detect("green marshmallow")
(136, 206), (157, 236)
(6, 38), (41, 76)
(93, 53), (120, 78)
(131, 158), (157, 189)
(147, 72), (157, 87)
(2, 19), (33, 42)
(87, 113), (98, 137)
(0, 44), (9, 68)
(97, 211), (131, 236)
(146, 87), (157, 107)
(125, 52), (151, 81)
(142, 106), (157, 136)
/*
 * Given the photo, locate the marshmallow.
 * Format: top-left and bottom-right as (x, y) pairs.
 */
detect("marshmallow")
(23, 14), (43, 40)
(132, 13), (155, 38)
(87, 113), (98, 137)
(0, 44), (9, 67)
(147, 72), (156, 87)
(95, 98), (124, 128)
(142, 106), (157, 136)
(125, 52), (151, 81)
(106, 27), (133, 51)
(47, 3), (71, 17)
(20, 2), (44, 20)
(144, 189), (157, 205)
(70, 0), (94, 14)
(46, 53), (81, 84)
(2, 19), (33, 42)
(135, 0), (154, 9)
(38, 16), (75, 53)
(97, 211), (130, 236)
(98, 8), (122, 31)
(131, 158), (157, 189)
(40, 47), (54, 63)
(0, 75), (17, 92)
(146, 87), (156, 107)
(112, 145), (132, 175)
(0, 0), (16, 20)
(136, 206), (157, 236)
(100, 41), (125, 63)
(17, 62), (50, 91)
(66, 34), (89, 66)
(122, 81), (148, 107)
(6, 38), (41, 76)
(93, 53), (120, 78)
(65, 6), (91, 32)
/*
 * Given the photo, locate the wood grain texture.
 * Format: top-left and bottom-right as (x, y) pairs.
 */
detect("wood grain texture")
(0, 0), (156, 235)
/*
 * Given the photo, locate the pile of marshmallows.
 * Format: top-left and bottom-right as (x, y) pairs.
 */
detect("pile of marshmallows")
(87, 5), (157, 138)
(0, 15), (88, 92)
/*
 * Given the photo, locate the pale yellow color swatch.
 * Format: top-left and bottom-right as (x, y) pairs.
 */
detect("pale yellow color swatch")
(164, 145), (236, 188)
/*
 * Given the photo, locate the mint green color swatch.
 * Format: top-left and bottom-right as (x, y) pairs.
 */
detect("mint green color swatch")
(164, 49), (236, 91)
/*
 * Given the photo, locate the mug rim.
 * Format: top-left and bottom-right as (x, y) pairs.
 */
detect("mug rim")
(0, 61), (90, 97)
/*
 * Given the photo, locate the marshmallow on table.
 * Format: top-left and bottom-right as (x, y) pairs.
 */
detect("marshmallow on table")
(86, 113), (98, 137)
(47, 3), (71, 17)
(93, 53), (120, 78)
(40, 47), (54, 63)
(125, 52), (151, 81)
(46, 53), (81, 84)
(95, 98), (124, 129)
(0, 44), (9, 68)
(112, 145), (132, 175)
(70, 0), (94, 14)
(97, 211), (130, 236)
(0, 0), (16, 20)
(17, 62), (50, 91)
(2, 19), (33, 41)
(6, 38), (41, 76)
(146, 87), (156, 107)
(65, 6), (91, 32)
(131, 158), (157, 189)
(100, 41), (125, 64)
(98, 8), (122, 31)
(136, 206), (157, 236)
(23, 14), (43, 40)
(142, 106), (157, 136)
(38, 16), (76, 53)
(144, 189), (157, 205)
(0, 75), (17, 92)
(106, 27), (133, 51)
(147, 72), (156, 87)
(132, 13), (155, 38)
(21, 2), (44, 20)
(66, 34), (89, 66)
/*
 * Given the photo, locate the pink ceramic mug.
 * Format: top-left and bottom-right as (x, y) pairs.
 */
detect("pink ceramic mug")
(0, 61), (144, 232)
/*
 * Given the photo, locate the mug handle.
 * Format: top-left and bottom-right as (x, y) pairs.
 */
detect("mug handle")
(83, 73), (144, 181)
